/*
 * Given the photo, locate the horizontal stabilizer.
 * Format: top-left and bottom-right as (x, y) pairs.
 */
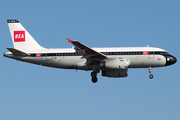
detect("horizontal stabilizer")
(6, 48), (30, 56)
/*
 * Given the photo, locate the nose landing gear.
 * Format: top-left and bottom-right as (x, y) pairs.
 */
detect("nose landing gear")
(148, 67), (154, 79)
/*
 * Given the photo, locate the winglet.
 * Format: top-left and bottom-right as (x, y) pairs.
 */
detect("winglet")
(67, 38), (73, 44)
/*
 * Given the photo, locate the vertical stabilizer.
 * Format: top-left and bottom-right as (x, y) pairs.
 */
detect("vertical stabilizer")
(7, 20), (44, 51)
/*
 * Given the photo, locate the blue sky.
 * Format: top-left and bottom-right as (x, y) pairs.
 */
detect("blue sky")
(0, 0), (179, 120)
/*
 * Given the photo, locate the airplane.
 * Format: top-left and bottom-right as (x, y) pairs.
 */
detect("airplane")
(4, 19), (177, 83)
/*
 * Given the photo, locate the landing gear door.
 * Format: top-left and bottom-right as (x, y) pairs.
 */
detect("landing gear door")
(41, 50), (47, 61)
(148, 48), (154, 59)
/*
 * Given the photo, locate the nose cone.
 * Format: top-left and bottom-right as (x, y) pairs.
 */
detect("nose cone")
(165, 55), (177, 66)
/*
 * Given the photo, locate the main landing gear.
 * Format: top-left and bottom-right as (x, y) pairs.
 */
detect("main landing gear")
(91, 71), (98, 83)
(148, 67), (154, 79)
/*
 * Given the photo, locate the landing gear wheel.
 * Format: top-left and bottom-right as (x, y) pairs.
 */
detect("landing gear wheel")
(149, 74), (154, 79)
(148, 67), (154, 79)
(92, 77), (98, 83)
(91, 71), (97, 77)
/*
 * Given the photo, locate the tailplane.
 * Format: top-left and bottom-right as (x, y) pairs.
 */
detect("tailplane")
(6, 48), (30, 56)
(7, 20), (44, 51)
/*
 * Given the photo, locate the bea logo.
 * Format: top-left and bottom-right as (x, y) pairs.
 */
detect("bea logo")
(14, 31), (25, 42)
(143, 51), (148, 55)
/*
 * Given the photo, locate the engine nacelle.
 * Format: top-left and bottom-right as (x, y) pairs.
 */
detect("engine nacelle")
(102, 69), (128, 78)
(101, 58), (130, 69)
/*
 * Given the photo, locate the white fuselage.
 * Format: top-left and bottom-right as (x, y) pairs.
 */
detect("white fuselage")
(4, 46), (167, 70)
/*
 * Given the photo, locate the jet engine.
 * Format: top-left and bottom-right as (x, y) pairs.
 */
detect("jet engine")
(102, 69), (128, 78)
(100, 58), (130, 69)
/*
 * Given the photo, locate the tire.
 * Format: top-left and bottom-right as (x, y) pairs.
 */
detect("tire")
(91, 71), (97, 77)
(149, 74), (154, 79)
(92, 77), (98, 83)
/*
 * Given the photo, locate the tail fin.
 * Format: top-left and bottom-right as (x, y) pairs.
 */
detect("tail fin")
(7, 20), (44, 51)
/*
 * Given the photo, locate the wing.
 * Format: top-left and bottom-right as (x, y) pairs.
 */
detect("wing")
(67, 38), (107, 62)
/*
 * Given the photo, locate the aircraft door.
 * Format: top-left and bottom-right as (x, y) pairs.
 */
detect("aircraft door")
(41, 50), (47, 61)
(148, 48), (154, 59)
